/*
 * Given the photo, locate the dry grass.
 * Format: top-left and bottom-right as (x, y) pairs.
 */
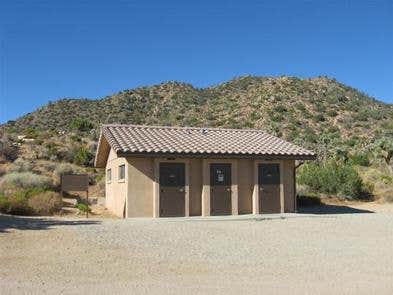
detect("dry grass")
(357, 166), (393, 202)
(28, 191), (62, 215)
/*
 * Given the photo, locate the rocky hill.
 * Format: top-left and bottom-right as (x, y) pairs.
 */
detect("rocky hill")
(4, 76), (393, 150)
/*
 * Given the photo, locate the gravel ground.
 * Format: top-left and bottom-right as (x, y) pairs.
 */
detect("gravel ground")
(1, 210), (393, 295)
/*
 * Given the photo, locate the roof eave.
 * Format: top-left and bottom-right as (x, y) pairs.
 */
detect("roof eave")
(94, 132), (111, 168)
(117, 151), (316, 161)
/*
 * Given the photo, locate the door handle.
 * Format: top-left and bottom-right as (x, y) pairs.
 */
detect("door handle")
(226, 188), (231, 192)
(179, 188), (184, 192)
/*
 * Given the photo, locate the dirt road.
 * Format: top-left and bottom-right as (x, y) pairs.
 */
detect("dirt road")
(1, 208), (393, 294)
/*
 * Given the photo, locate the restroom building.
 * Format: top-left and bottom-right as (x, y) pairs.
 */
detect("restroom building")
(95, 124), (315, 218)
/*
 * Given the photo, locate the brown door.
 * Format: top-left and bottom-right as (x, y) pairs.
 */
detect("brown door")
(159, 163), (185, 217)
(210, 163), (232, 215)
(259, 164), (281, 213)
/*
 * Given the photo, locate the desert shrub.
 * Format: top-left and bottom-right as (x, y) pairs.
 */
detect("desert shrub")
(0, 194), (9, 211)
(297, 193), (321, 207)
(0, 188), (43, 215)
(0, 172), (51, 190)
(0, 134), (18, 161)
(298, 160), (370, 199)
(41, 161), (56, 173)
(327, 126), (340, 134)
(73, 147), (94, 166)
(372, 138), (393, 165)
(69, 118), (94, 132)
(315, 103), (326, 112)
(349, 153), (370, 167)
(302, 127), (318, 143)
(53, 163), (83, 180)
(0, 193), (31, 215)
(8, 158), (33, 173)
(0, 188), (60, 215)
(345, 137), (359, 147)
(313, 114), (325, 122)
(380, 174), (393, 184)
(270, 113), (284, 122)
(273, 105), (287, 113)
(45, 142), (59, 159)
(70, 134), (82, 142)
(23, 127), (39, 138)
(295, 102), (306, 112)
(327, 110), (338, 117)
(28, 191), (62, 215)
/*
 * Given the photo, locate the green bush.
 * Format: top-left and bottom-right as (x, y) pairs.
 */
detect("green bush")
(0, 194), (9, 211)
(0, 188), (43, 215)
(73, 147), (93, 166)
(349, 153), (370, 167)
(75, 202), (91, 213)
(0, 172), (51, 190)
(297, 160), (370, 199)
(0, 189), (61, 215)
(1, 193), (31, 215)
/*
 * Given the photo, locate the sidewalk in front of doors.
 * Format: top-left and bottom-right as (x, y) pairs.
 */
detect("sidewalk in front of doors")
(125, 213), (342, 222)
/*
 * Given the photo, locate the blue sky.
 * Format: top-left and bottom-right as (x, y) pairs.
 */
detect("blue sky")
(1, 0), (392, 123)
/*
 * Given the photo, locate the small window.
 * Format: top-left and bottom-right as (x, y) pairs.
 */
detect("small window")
(118, 164), (125, 181)
(106, 168), (111, 183)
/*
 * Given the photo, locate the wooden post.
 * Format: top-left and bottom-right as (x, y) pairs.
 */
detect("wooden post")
(86, 190), (89, 218)
(60, 190), (63, 216)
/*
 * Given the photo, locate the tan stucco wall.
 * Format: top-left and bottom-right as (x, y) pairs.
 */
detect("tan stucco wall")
(238, 159), (253, 214)
(105, 149), (127, 217)
(104, 153), (297, 217)
(189, 158), (202, 216)
(126, 157), (154, 217)
(283, 160), (295, 212)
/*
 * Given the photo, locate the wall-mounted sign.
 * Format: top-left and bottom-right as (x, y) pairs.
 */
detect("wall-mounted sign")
(216, 170), (224, 182)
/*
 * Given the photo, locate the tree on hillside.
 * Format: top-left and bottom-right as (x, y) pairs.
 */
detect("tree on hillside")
(69, 118), (94, 132)
(373, 138), (393, 173)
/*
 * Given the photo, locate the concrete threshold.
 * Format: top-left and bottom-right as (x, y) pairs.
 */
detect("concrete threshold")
(126, 213), (338, 222)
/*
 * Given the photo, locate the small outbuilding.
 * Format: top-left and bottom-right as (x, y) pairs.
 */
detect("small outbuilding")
(95, 124), (315, 218)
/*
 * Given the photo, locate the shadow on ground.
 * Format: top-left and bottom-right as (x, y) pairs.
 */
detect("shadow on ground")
(0, 214), (100, 233)
(298, 204), (374, 214)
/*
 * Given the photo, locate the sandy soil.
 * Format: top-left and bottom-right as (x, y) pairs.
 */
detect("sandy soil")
(1, 206), (393, 294)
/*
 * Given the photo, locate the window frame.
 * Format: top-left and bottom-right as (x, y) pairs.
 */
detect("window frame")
(118, 164), (125, 182)
(106, 168), (112, 183)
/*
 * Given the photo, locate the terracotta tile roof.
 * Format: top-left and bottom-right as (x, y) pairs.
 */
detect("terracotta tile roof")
(97, 124), (315, 162)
